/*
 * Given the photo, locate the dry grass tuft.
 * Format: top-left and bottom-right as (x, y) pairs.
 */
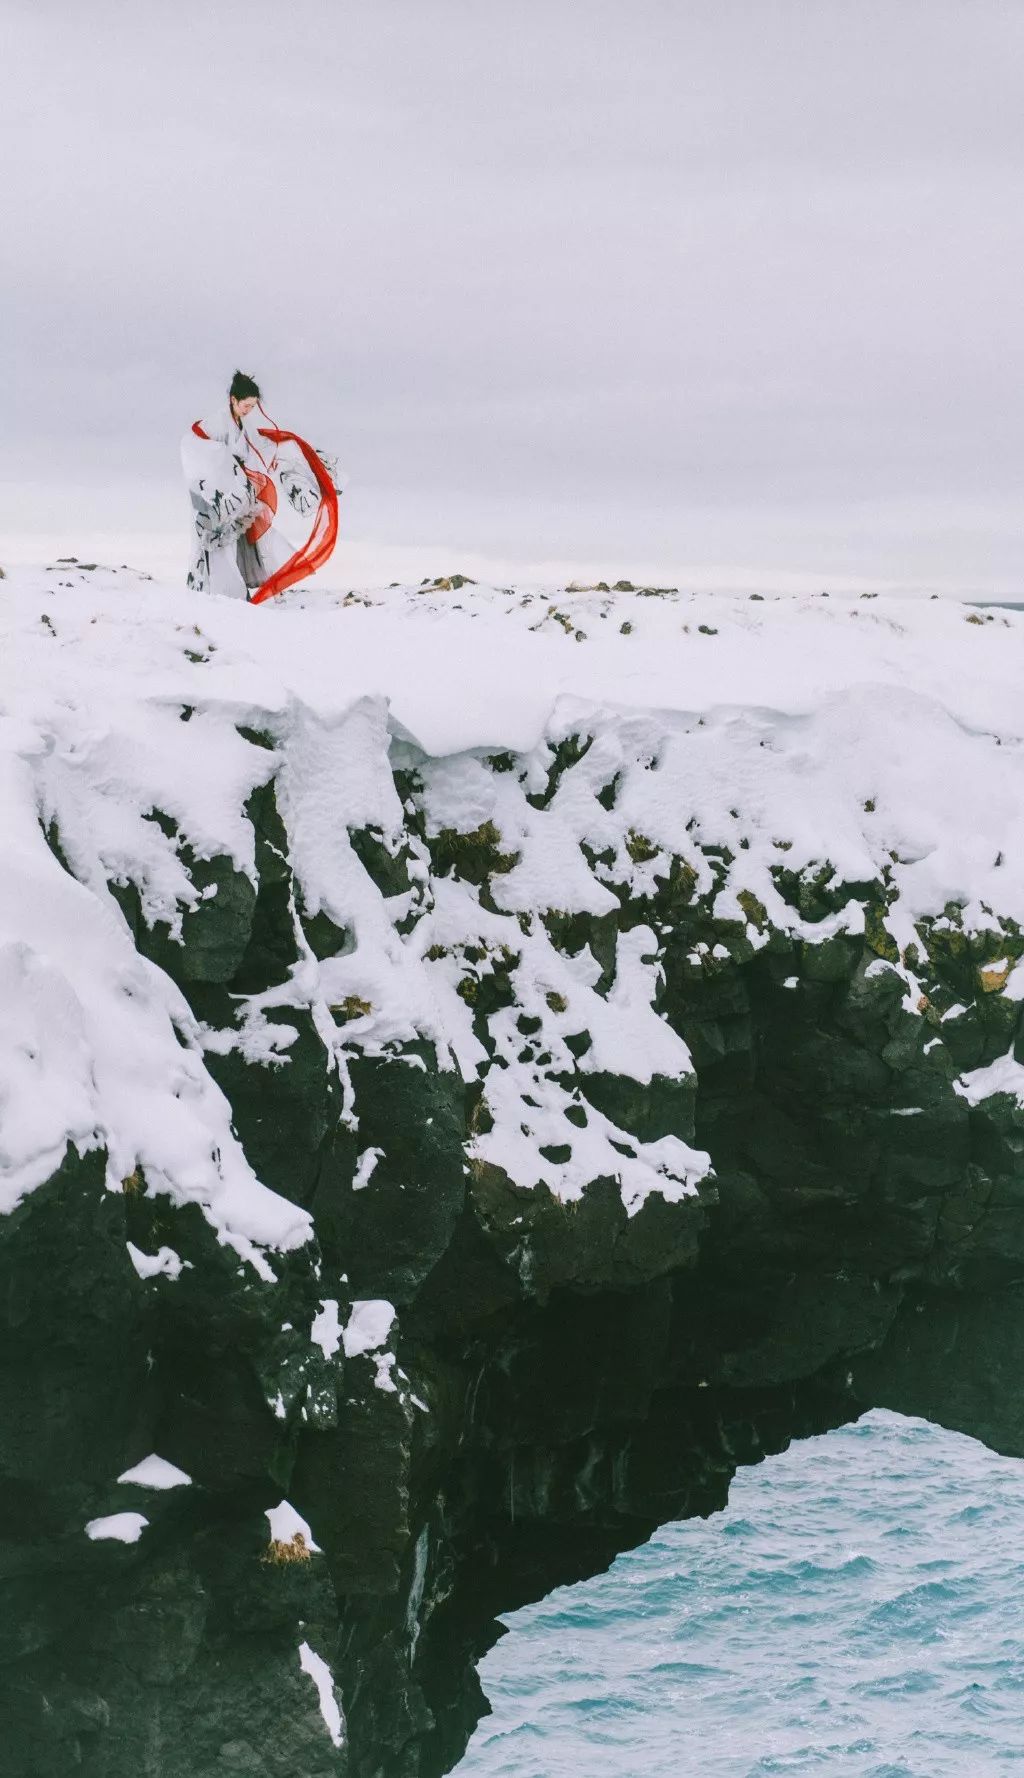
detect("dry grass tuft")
(262, 1533), (311, 1566)
(332, 995), (372, 1022)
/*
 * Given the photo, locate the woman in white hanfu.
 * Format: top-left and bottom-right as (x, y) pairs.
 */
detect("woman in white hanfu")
(181, 370), (339, 601)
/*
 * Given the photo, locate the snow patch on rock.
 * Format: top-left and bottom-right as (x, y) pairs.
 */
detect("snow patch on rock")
(310, 1298), (342, 1360)
(117, 1454), (192, 1489)
(957, 1050), (1024, 1107)
(86, 1512), (148, 1544)
(299, 1640), (345, 1748)
(126, 1242), (187, 1281)
(342, 1300), (396, 1358)
(265, 1501), (321, 1553)
(353, 1145), (384, 1191)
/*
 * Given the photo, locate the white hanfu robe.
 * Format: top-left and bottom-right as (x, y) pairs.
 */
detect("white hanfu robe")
(181, 406), (329, 601)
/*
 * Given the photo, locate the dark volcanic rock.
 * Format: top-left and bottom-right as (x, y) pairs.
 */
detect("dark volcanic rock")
(8, 721), (1024, 1778)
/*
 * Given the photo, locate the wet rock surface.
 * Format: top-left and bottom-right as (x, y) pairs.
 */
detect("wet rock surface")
(8, 722), (1024, 1777)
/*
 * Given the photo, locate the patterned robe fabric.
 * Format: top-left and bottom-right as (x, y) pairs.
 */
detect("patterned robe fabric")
(181, 406), (339, 601)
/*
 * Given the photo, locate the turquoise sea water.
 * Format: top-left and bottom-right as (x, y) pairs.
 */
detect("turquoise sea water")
(456, 1412), (1024, 1778)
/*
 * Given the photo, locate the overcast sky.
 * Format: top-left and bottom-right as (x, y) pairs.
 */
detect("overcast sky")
(2, 1), (1022, 590)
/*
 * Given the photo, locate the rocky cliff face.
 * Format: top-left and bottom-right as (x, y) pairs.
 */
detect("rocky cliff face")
(5, 569), (1024, 1776)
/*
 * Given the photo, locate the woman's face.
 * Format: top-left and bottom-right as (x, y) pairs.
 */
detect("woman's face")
(232, 395), (258, 420)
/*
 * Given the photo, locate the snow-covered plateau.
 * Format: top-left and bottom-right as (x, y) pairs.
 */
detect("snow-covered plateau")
(5, 561), (1024, 1777)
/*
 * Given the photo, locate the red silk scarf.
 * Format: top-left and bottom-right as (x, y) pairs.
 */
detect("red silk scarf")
(249, 424), (339, 604)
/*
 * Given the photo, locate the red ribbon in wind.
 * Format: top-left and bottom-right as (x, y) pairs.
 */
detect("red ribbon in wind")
(249, 426), (339, 604)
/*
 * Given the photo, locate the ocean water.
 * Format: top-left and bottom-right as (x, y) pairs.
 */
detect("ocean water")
(456, 1412), (1024, 1778)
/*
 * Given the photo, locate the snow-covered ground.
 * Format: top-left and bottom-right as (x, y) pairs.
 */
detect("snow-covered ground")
(3, 560), (1024, 1267)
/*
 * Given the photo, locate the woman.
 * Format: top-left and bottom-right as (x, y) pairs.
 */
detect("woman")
(182, 371), (339, 601)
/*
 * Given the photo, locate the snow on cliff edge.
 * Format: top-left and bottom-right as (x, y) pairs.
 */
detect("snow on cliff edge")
(2, 562), (1024, 1254)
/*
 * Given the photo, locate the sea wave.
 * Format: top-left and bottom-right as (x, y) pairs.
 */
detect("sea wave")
(457, 1411), (1024, 1778)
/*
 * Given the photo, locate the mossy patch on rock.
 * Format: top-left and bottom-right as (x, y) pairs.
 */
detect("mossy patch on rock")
(428, 819), (520, 883)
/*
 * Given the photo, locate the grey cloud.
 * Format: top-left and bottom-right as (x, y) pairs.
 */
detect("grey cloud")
(2, 0), (1022, 587)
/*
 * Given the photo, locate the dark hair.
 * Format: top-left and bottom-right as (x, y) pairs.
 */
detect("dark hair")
(229, 369), (261, 401)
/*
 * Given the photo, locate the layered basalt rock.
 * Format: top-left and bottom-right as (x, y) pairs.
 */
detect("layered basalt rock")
(7, 658), (1024, 1773)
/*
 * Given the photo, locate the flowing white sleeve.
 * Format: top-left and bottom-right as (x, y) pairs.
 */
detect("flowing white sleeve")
(270, 440), (345, 514)
(181, 426), (259, 545)
(273, 449), (319, 516)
